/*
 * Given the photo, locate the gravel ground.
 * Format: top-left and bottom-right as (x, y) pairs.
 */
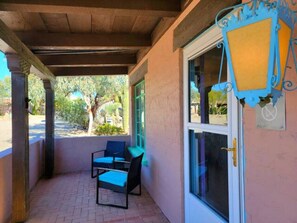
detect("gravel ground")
(0, 115), (88, 152)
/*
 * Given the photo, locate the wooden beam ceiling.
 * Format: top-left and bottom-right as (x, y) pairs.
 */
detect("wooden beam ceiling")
(0, 0), (181, 17)
(173, 0), (240, 50)
(50, 67), (128, 76)
(0, 19), (55, 80)
(38, 54), (136, 67)
(16, 32), (152, 50)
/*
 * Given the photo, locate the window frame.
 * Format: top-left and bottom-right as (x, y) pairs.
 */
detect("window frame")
(134, 80), (145, 149)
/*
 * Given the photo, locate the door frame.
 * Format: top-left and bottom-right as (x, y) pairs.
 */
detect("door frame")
(183, 25), (245, 223)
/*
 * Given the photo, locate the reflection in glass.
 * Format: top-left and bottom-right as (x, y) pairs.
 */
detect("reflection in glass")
(189, 47), (228, 125)
(189, 130), (229, 221)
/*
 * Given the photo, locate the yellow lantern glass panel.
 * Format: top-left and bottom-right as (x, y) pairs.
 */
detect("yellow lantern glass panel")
(274, 19), (292, 90)
(227, 19), (272, 91)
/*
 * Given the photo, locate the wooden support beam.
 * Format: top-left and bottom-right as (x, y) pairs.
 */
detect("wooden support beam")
(16, 32), (152, 50)
(0, 19), (55, 81)
(43, 80), (55, 178)
(129, 60), (148, 86)
(50, 66), (128, 76)
(173, 0), (240, 50)
(0, 0), (181, 17)
(6, 53), (30, 223)
(38, 54), (136, 67)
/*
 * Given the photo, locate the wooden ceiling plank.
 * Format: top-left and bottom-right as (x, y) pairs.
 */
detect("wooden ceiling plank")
(112, 16), (137, 33)
(51, 66), (128, 76)
(0, 19), (55, 80)
(131, 16), (160, 34)
(38, 54), (136, 67)
(16, 32), (152, 50)
(0, 0), (181, 17)
(21, 12), (47, 31)
(0, 11), (31, 31)
(67, 14), (91, 33)
(91, 14), (114, 33)
(40, 13), (70, 32)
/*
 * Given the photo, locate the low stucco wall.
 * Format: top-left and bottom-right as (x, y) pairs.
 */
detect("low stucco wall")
(54, 135), (130, 174)
(0, 149), (12, 223)
(0, 138), (44, 223)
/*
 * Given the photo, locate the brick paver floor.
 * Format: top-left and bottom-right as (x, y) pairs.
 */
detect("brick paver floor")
(27, 171), (169, 223)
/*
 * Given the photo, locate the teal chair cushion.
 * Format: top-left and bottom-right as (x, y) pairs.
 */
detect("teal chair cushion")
(98, 171), (128, 187)
(94, 157), (125, 164)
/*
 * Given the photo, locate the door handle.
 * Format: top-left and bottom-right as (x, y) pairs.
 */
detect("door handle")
(221, 138), (237, 167)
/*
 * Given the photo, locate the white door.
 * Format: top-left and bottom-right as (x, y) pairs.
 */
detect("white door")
(183, 25), (244, 223)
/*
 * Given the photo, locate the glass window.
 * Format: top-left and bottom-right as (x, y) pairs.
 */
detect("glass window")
(189, 47), (228, 125)
(189, 129), (229, 220)
(135, 80), (145, 149)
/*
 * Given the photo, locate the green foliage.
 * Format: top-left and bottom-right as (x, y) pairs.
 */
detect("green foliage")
(28, 74), (45, 115)
(0, 76), (11, 98)
(105, 102), (121, 116)
(0, 76), (11, 116)
(55, 96), (88, 129)
(208, 90), (227, 115)
(94, 123), (124, 136)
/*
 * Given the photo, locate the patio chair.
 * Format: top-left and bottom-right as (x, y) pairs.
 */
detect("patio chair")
(96, 153), (144, 209)
(91, 140), (126, 178)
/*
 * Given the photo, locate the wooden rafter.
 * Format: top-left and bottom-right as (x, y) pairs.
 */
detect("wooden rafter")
(0, 19), (55, 80)
(0, 0), (181, 17)
(38, 54), (136, 67)
(16, 32), (151, 50)
(50, 67), (128, 76)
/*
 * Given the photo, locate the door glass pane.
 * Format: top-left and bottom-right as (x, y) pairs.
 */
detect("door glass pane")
(189, 129), (229, 221)
(189, 47), (228, 125)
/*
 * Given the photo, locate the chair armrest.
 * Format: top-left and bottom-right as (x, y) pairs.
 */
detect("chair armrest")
(92, 149), (105, 161)
(96, 167), (127, 174)
(92, 149), (105, 156)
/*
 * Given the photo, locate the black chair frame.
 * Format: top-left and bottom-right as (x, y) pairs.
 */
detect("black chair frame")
(91, 141), (126, 178)
(96, 153), (143, 209)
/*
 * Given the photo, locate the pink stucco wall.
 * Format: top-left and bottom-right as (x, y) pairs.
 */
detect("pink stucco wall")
(244, 58), (297, 222)
(128, 1), (201, 222)
(54, 136), (130, 174)
(0, 139), (44, 223)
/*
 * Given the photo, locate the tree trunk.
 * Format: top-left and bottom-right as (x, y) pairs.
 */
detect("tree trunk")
(122, 88), (129, 132)
(88, 110), (93, 135)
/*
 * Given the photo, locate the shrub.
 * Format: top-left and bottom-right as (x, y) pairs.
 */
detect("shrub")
(55, 97), (88, 129)
(94, 123), (124, 136)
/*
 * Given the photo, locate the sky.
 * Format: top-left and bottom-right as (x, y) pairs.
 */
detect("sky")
(0, 51), (11, 80)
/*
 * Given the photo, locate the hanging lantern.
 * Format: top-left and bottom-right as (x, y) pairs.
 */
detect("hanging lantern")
(214, 0), (297, 107)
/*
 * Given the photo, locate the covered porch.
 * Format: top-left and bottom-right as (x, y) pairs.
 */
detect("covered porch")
(0, 0), (297, 223)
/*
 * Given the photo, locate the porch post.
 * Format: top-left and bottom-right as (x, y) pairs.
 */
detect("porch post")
(43, 80), (55, 178)
(6, 53), (31, 223)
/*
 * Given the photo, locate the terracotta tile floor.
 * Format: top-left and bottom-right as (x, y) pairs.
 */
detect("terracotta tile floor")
(27, 171), (169, 223)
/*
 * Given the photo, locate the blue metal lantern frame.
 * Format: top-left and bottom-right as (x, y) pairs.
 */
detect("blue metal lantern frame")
(214, 0), (297, 107)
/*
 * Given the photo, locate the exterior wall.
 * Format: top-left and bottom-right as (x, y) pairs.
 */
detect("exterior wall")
(244, 57), (297, 222)
(0, 139), (44, 223)
(54, 135), (130, 174)
(241, 1), (297, 223)
(128, 1), (201, 222)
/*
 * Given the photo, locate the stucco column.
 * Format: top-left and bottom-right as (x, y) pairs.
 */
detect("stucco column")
(6, 53), (31, 223)
(43, 80), (55, 178)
